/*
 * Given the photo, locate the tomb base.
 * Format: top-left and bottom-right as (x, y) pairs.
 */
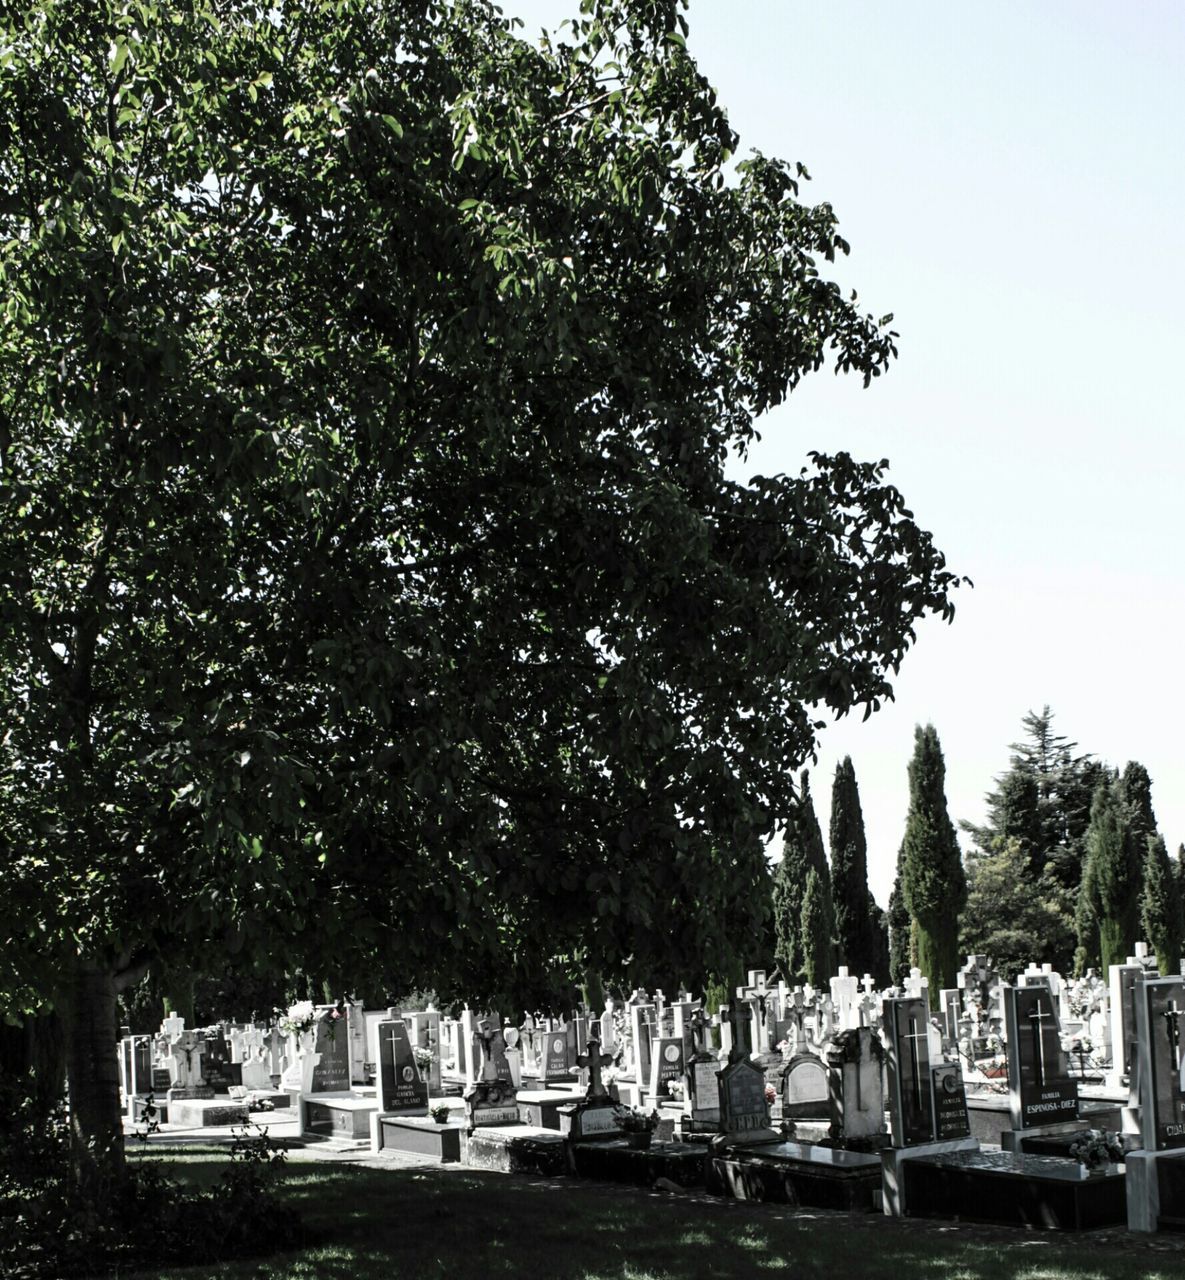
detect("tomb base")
(516, 1088), (580, 1131)
(374, 1114), (462, 1162)
(569, 1139), (708, 1187)
(901, 1147), (1126, 1230)
(707, 1140), (883, 1212)
(881, 1137), (980, 1217)
(461, 1125), (567, 1176)
(1125, 1148), (1185, 1232)
(166, 1097), (249, 1128)
(300, 1092), (378, 1141)
(166, 1085), (215, 1101)
(1002, 1111), (1124, 1158)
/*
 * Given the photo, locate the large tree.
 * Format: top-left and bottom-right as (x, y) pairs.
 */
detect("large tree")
(829, 756), (874, 974)
(887, 850), (911, 985)
(0, 0), (962, 1183)
(901, 724), (965, 991)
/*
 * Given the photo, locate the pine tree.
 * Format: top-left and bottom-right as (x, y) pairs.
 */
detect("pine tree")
(887, 851), (911, 985)
(773, 771), (834, 982)
(1142, 835), (1181, 976)
(830, 757), (873, 973)
(901, 724), (966, 991)
(1088, 778), (1142, 974)
(800, 868), (833, 985)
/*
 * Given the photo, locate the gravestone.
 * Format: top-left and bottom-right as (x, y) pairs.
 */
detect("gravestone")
(310, 1009), (352, 1093)
(930, 1062), (970, 1141)
(374, 1018), (427, 1114)
(685, 1008), (721, 1125)
(829, 968), (860, 1033)
(712, 1005), (778, 1149)
(648, 1037), (686, 1103)
(167, 1030), (212, 1100)
(559, 1022), (619, 1142)
(826, 1027), (886, 1145)
(1109, 951), (1150, 1095)
(540, 1026), (572, 1084)
(1127, 975), (1185, 1230)
(1003, 983), (1078, 1131)
(782, 1053), (829, 1119)
(884, 996), (934, 1147)
(465, 1018), (521, 1129)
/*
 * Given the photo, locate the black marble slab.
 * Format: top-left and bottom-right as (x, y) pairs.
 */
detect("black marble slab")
(568, 1139), (708, 1187)
(906, 1149), (1126, 1230)
(707, 1140), (882, 1212)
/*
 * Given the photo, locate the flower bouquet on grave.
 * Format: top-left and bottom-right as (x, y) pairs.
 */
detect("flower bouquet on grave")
(1068, 1128), (1124, 1173)
(666, 1079), (685, 1102)
(430, 1103), (452, 1125)
(412, 1045), (434, 1079)
(613, 1105), (659, 1147)
(276, 1001), (317, 1040)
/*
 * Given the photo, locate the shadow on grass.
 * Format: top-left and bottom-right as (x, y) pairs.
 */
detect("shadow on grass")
(129, 1153), (1185, 1280)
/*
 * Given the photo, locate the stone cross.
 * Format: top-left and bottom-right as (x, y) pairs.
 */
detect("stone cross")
(576, 1022), (614, 1099)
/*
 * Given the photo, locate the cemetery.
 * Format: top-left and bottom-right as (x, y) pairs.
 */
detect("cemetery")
(2, 0), (1182, 1277)
(98, 947), (1185, 1262)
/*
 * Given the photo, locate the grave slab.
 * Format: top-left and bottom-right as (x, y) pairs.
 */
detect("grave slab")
(461, 1125), (567, 1176)
(167, 1097), (249, 1128)
(301, 1092), (377, 1140)
(516, 1088), (581, 1131)
(377, 1115), (463, 1162)
(904, 1148), (1127, 1230)
(568, 1139), (708, 1187)
(707, 1140), (882, 1212)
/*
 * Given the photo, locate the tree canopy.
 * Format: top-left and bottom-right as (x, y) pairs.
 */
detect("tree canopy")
(0, 0), (961, 1166)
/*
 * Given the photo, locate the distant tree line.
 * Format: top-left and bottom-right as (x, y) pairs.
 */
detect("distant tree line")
(772, 707), (1180, 991)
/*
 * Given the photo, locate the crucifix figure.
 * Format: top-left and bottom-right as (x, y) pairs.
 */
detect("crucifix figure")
(576, 1022), (614, 1100)
(1163, 1000), (1185, 1092)
(1027, 997), (1051, 1089)
(689, 1007), (710, 1058)
(903, 1014), (928, 1116)
(473, 1018), (499, 1081)
(721, 1004), (746, 1063)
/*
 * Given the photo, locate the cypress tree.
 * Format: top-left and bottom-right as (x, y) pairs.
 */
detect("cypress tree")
(773, 771), (834, 982)
(1073, 845), (1101, 975)
(830, 756), (873, 973)
(867, 892), (891, 985)
(1142, 835), (1181, 977)
(1176, 844), (1185, 947)
(901, 724), (966, 991)
(887, 851), (911, 985)
(1118, 761), (1158, 852)
(800, 868), (833, 985)
(1088, 778), (1142, 974)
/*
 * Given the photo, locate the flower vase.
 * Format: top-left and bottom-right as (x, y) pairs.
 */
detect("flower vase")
(626, 1131), (652, 1150)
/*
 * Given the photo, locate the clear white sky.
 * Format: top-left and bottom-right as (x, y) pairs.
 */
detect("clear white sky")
(500, 1), (1185, 904)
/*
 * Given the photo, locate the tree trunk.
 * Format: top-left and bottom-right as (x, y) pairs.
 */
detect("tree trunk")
(65, 959), (125, 1191)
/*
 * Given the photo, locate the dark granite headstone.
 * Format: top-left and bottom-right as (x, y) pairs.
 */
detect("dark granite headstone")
(1004, 983), (1077, 1129)
(885, 996), (934, 1146)
(376, 1019), (427, 1112)
(718, 1058), (769, 1136)
(311, 1010), (351, 1093)
(543, 1030), (570, 1077)
(931, 1062), (970, 1140)
(648, 1037), (685, 1101)
(1137, 976), (1185, 1151)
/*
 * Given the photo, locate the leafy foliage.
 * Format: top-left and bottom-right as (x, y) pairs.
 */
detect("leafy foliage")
(0, 0), (961, 1162)
(901, 725), (964, 991)
(959, 838), (1075, 983)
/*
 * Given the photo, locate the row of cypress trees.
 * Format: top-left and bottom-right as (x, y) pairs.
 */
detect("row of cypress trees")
(772, 758), (891, 985)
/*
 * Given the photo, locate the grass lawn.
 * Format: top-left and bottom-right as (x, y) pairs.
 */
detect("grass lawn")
(118, 1144), (1185, 1280)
